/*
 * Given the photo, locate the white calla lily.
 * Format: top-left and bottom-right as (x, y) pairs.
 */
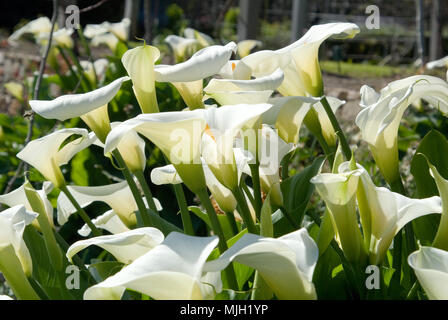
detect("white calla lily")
(265, 96), (319, 144)
(339, 162), (442, 264)
(0, 295), (13, 300)
(0, 205), (37, 276)
(150, 164), (183, 185)
(122, 44), (160, 113)
(237, 39), (262, 58)
(355, 75), (448, 184)
(78, 209), (130, 237)
(17, 128), (95, 188)
(90, 33), (119, 52)
(201, 104), (271, 190)
(104, 110), (207, 193)
(8, 17), (52, 44)
(408, 246), (448, 300)
(310, 166), (365, 263)
(165, 35), (199, 62)
(204, 228), (318, 299)
(57, 180), (162, 227)
(37, 28), (74, 49)
(184, 27), (214, 48)
(203, 68), (283, 105)
(0, 181), (54, 229)
(202, 162), (237, 213)
(426, 56), (448, 70)
(84, 232), (221, 300)
(67, 227), (164, 264)
(154, 42), (237, 109)
(84, 18), (130, 42)
(217, 60), (252, 80)
(79, 58), (109, 84)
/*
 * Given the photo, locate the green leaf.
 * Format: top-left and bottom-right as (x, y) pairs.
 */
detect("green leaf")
(410, 129), (447, 243)
(188, 206), (235, 240)
(280, 156), (325, 225)
(260, 193), (273, 237)
(88, 261), (124, 282)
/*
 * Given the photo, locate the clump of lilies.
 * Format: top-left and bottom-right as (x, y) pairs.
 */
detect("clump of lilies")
(2, 17), (448, 301)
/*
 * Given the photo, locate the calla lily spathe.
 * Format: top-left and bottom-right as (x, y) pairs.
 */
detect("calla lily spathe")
(67, 227), (164, 264)
(184, 27), (214, 48)
(338, 162), (442, 264)
(36, 28), (74, 49)
(78, 209), (130, 237)
(83, 232), (221, 300)
(57, 180), (162, 227)
(204, 228), (318, 300)
(91, 33), (119, 52)
(8, 17), (52, 44)
(201, 104), (272, 191)
(203, 68), (284, 105)
(165, 35), (199, 63)
(217, 60), (252, 80)
(237, 40), (262, 58)
(426, 56), (448, 70)
(0, 181), (54, 230)
(0, 205), (37, 276)
(122, 44), (160, 113)
(17, 128), (95, 188)
(310, 165), (366, 263)
(154, 42), (237, 109)
(355, 75), (448, 184)
(84, 18), (130, 42)
(79, 58), (109, 85)
(408, 246), (448, 300)
(104, 110), (206, 193)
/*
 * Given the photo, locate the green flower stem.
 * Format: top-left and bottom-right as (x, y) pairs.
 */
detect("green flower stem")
(76, 26), (98, 85)
(231, 187), (257, 234)
(64, 47), (94, 91)
(173, 183), (195, 236)
(0, 246), (40, 300)
(320, 96), (351, 160)
(249, 163), (262, 220)
(60, 185), (102, 237)
(240, 179), (256, 209)
(281, 150), (295, 180)
(112, 149), (154, 228)
(224, 211), (239, 235)
(308, 210), (362, 299)
(133, 169), (159, 214)
(196, 188), (238, 290)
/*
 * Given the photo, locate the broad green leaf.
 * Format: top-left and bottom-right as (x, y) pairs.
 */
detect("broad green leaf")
(88, 261), (124, 282)
(260, 194), (273, 237)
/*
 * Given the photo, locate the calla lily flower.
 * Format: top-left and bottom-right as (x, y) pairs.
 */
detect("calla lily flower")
(310, 166), (365, 263)
(355, 75), (448, 184)
(151, 163), (237, 213)
(122, 44), (161, 113)
(0, 181), (54, 230)
(93, 121), (147, 173)
(264, 96), (319, 144)
(201, 104), (272, 191)
(29, 76), (129, 142)
(0, 205), (37, 276)
(408, 246), (448, 300)
(8, 17), (52, 44)
(67, 227), (164, 264)
(204, 228), (318, 300)
(0, 295), (13, 300)
(242, 22), (359, 97)
(79, 58), (109, 85)
(184, 27), (214, 48)
(426, 56), (448, 70)
(165, 35), (199, 63)
(17, 128), (95, 188)
(91, 33), (119, 52)
(217, 60), (252, 80)
(338, 162), (442, 264)
(4, 82), (25, 103)
(57, 180), (162, 227)
(83, 232), (221, 300)
(154, 42), (237, 109)
(237, 40), (262, 58)
(237, 125), (296, 207)
(84, 18), (130, 42)
(203, 68), (283, 105)
(37, 28), (74, 49)
(104, 110), (207, 193)
(78, 209), (131, 237)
